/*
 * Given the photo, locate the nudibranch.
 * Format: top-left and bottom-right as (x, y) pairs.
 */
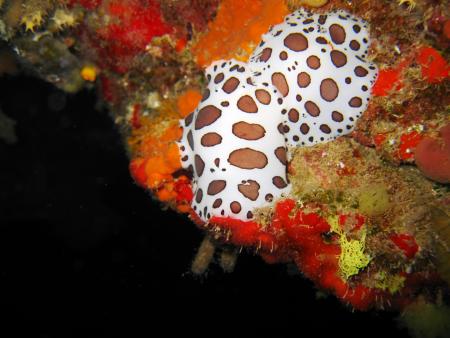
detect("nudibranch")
(179, 60), (290, 221)
(250, 8), (378, 146)
(179, 8), (378, 223)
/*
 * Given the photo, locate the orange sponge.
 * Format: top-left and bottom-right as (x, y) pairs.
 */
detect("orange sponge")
(192, 0), (288, 67)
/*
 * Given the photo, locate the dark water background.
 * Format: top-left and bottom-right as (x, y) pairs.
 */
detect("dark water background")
(0, 75), (409, 337)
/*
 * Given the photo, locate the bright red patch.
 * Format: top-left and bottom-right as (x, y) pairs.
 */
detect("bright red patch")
(390, 234), (419, 259)
(339, 213), (365, 231)
(100, 76), (115, 103)
(373, 133), (387, 147)
(129, 158), (147, 188)
(372, 68), (403, 97)
(416, 46), (450, 84)
(372, 59), (410, 97)
(174, 179), (193, 204)
(95, 0), (173, 73)
(131, 104), (141, 129)
(398, 131), (422, 160)
(209, 216), (273, 248)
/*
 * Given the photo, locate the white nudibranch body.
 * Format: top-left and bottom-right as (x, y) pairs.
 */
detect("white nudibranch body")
(179, 60), (290, 221)
(178, 8), (378, 223)
(250, 8), (378, 147)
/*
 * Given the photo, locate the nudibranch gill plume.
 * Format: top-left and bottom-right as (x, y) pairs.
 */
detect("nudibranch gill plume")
(179, 8), (378, 223)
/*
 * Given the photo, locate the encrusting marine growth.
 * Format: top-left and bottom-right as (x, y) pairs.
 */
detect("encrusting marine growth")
(179, 8), (378, 223)
(1, 0), (449, 334)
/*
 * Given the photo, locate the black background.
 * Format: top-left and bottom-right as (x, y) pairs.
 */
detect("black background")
(0, 75), (409, 337)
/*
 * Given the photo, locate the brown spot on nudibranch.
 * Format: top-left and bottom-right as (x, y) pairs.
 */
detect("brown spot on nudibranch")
(316, 37), (327, 44)
(330, 50), (347, 68)
(232, 121), (266, 140)
(272, 176), (288, 189)
(238, 180), (260, 201)
(271, 73), (289, 97)
(259, 48), (272, 62)
(307, 55), (321, 69)
(329, 24), (346, 44)
(255, 89), (271, 104)
(284, 33), (308, 52)
(332, 111), (344, 122)
(214, 73), (224, 84)
(354, 66), (368, 77)
(187, 130), (194, 150)
(201, 132), (222, 147)
(275, 147), (287, 165)
(349, 40), (360, 51)
(185, 112), (194, 127)
(207, 180), (226, 195)
(297, 72), (311, 88)
(320, 78), (339, 102)
(320, 124), (332, 134)
(230, 65), (239, 72)
(278, 123), (285, 135)
(195, 154), (205, 176)
(288, 108), (299, 123)
(228, 148), (268, 169)
(300, 123), (310, 134)
(222, 77), (240, 93)
(318, 15), (327, 25)
(349, 97), (362, 107)
(305, 101), (320, 117)
(230, 201), (242, 213)
(201, 89), (210, 102)
(195, 105), (222, 130)
(212, 198), (222, 208)
(237, 95), (258, 113)
(195, 189), (203, 203)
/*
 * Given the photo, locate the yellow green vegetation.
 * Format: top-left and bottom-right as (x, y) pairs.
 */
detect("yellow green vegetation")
(328, 215), (371, 280)
(357, 184), (390, 216)
(373, 271), (406, 294)
(397, 0), (417, 11)
(0, 0), (57, 35)
(20, 10), (44, 32)
(20, 0), (54, 32)
(50, 8), (80, 31)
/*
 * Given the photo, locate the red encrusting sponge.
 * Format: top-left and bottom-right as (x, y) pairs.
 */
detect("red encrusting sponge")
(203, 199), (379, 310)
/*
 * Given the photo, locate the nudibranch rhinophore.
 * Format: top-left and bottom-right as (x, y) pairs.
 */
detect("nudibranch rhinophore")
(178, 8), (378, 223)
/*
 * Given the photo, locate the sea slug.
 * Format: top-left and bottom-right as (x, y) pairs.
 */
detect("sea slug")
(179, 8), (378, 223)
